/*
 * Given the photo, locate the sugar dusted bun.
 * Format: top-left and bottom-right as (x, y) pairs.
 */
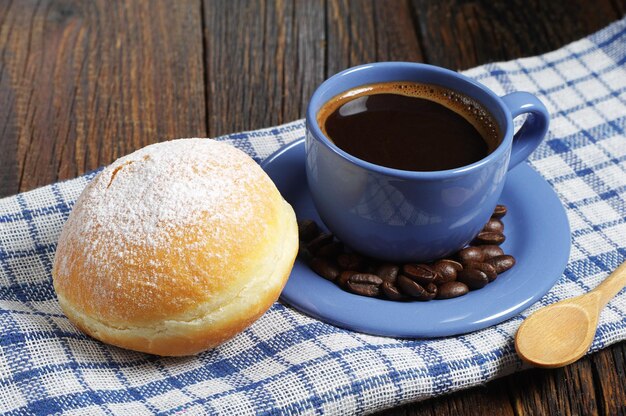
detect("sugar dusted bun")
(52, 139), (298, 356)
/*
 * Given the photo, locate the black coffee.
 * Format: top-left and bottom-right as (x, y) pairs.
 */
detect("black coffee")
(318, 82), (501, 171)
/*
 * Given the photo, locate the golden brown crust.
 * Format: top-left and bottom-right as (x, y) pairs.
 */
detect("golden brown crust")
(52, 139), (298, 356)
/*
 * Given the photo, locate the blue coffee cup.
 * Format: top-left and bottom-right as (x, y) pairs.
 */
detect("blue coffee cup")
(305, 62), (549, 262)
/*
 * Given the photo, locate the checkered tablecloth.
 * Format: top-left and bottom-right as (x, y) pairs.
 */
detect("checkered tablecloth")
(2, 17), (626, 416)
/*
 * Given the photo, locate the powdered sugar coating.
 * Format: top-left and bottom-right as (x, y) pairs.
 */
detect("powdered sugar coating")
(54, 138), (284, 324)
(89, 139), (260, 249)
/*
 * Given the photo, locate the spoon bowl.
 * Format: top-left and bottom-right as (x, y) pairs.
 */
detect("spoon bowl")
(515, 261), (626, 368)
(515, 295), (599, 368)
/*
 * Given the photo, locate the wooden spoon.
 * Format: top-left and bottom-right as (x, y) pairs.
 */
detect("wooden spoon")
(515, 260), (626, 368)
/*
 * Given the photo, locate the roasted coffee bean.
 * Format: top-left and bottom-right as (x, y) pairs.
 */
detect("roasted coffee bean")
(457, 246), (485, 264)
(457, 268), (489, 290)
(345, 273), (382, 297)
(483, 218), (504, 233)
(381, 281), (410, 301)
(337, 253), (365, 270)
(481, 245), (505, 260)
(298, 219), (320, 242)
(345, 282), (380, 297)
(472, 231), (506, 245)
(376, 263), (400, 283)
(397, 275), (431, 300)
(441, 259), (463, 271)
(465, 261), (498, 282)
(437, 281), (469, 299)
(306, 233), (335, 255)
(310, 257), (340, 281)
(492, 204), (507, 218)
(316, 241), (344, 258)
(432, 260), (461, 284)
(337, 270), (357, 288)
(486, 255), (516, 274)
(300, 211), (513, 302)
(349, 273), (383, 285)
(397, 274), (425, 298)
(423, 283), (438, 300)
(402, 264), (437, 285)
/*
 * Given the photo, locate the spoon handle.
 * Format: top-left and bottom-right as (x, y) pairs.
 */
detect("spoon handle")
(595, 260), (626, 306)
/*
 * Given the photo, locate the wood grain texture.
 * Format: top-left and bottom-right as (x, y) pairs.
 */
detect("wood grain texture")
(0, 0), (205, 198)
(411, 0), (624, 70)
(593, 346), (626, 415)
(0, 0), (625, 414)
(325, 0), (424, 75)
(373, 0), (424, 63)
(507, 364), (600, 416)
(326, 0), (377, 74)
(282, 0), (327, 122)
(0, 0), (18, 197)
(203, 0), (326, 136)
(203, 0), (424, 135)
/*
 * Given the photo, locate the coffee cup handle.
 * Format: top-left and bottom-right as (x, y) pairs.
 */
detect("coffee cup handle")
(501, 92), (550, 170)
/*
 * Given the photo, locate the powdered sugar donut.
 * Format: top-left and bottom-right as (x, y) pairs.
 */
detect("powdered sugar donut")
(52, 139), (298, 356)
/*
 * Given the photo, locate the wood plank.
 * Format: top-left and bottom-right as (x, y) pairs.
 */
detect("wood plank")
(591, 344), (626, 415)
(410, 0), (623, 70)
(373, 0), (424, 63)
(0, 0), (19, 197)
(203, 0), (424, 136)
(326, 0), (424, 76)
(282, 0), (326, 122)
(326, 0), (377, 76)
(0, 0), (206, 198)
(505, 364), (600, 415)
(204, 0), (327, 136)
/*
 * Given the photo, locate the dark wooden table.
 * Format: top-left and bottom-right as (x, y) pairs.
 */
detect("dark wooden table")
(1, 1), (625, 414)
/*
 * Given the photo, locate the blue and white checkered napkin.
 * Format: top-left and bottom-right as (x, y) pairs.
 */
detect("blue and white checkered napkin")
(2, 18), (626, 416)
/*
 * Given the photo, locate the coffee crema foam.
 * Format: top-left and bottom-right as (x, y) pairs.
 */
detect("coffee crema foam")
(317, 82), (502, 153)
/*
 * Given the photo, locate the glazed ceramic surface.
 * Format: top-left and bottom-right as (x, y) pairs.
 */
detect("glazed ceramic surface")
(306, 62), (550, 261)
(263, 139), (570, 337)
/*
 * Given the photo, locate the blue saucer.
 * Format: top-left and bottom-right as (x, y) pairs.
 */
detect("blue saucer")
(262, 139), (571, 338)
